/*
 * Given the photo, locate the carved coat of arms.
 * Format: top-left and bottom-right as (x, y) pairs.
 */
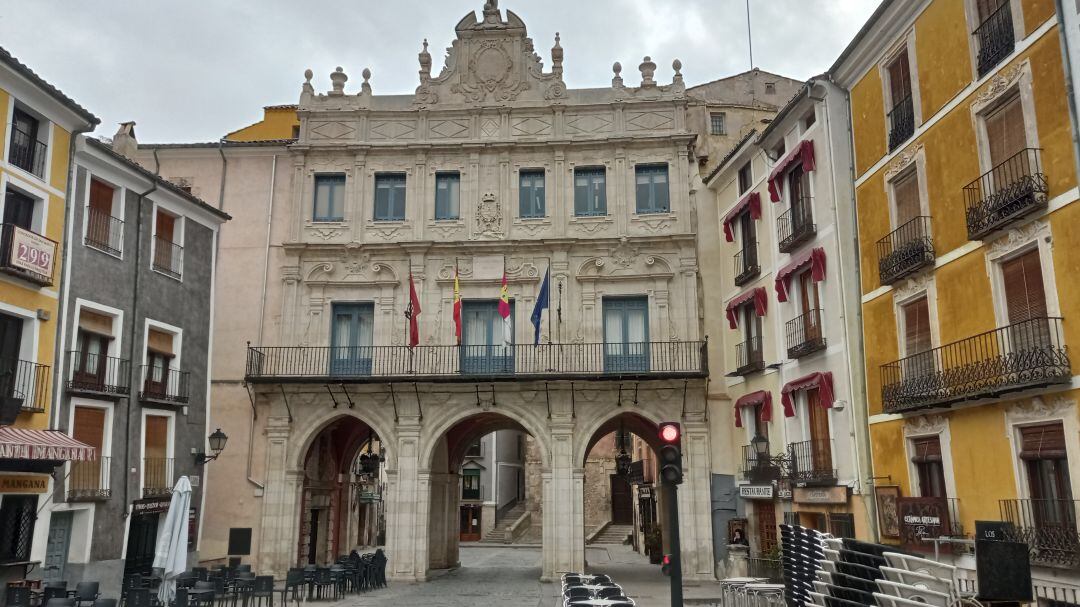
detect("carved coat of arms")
(477, 192), (503, 235)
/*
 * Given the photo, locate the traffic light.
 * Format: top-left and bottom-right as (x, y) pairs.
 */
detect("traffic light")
(658, 421), (683, 484)
(661, 553), (671, 576)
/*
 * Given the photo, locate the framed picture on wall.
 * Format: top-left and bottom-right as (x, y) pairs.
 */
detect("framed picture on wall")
(728, 517), (749, 546)
(876, 485), (901, 538)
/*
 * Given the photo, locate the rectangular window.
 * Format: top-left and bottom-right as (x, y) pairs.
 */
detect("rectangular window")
(1002, 249), (1047, 324)
(87, 178), (121, 254)
(8, 107), (44, 177)
(3, 188), (35, 230)
(603, 296), (649, 372)
(74, 328), (110, 388)
(1020, 423), (1073, 527)
(0, 495), (37, 562)
(887, 52), (913, 106)
(434, 172), (460, 220)
(71, 406), (107, 498)
(329, 302), (375, 376)
(911, 436), (947, 498)
(519, 170), (545, 218)
(893, 169), (921, 226)
(144, 328), (176, 399)
(753, 500), (777, 554)
(462, 470), (481, 501)
(374, 173), (407, 221)
(635, 164), (670, 214)
(828, 513), (856, 539)
(710, 113), (726, 135)
(738, 162), (753, 194)
(903, 297), (933, 356)
(461, 300), (514, 375)
(806, 388), (832, 473)
(143, 414), (172, 495)
(313, 174), (346, 222)
(574, 167), (607, 217)
(152, 210), (182, 279)
(986, 93), (1027, 169)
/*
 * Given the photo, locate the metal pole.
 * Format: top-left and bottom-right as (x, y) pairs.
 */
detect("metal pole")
(664, 480), (683, 607)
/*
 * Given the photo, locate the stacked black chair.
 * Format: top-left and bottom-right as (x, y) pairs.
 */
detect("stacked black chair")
(276, 569), (304, 607)
(70, 583), (100, 607)
(43, 586), (70, 605)
(6, 587), (31, 607)
(780, 524), (828, 607)
(93, 599), (118, 607)
(124, 589), (152, 607)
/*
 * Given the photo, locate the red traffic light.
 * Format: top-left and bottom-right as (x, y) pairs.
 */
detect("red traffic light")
(662, 554), (671, 565)
(659, 422), (680, 443)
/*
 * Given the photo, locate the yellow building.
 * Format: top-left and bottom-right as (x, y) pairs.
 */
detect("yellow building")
(832, 0), (1080, 585)
(0, 46), (98, 582)
(224, 104), (299, 142)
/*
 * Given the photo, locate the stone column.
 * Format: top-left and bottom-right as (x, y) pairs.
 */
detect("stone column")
(256, 416), (295, 577)
(426, 470), (447, 569)
(543, 425), (582, 580)
(384, 422), (424, 581)
(679, 418), (716, 580)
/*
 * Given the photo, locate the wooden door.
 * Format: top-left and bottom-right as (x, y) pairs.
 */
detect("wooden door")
(329, 303), (374, 376)
(43, 512), (72, 581)
(806, 388), (832, 474)
(72, 406), (106, 494)
(460, 505), (482, 542)
(1002, 249), (1049, 351)
(799, 271), (821, 342)
(610, 475), (634, 525)
(306, 509), (320, 564)
(753, 500), (777, 554)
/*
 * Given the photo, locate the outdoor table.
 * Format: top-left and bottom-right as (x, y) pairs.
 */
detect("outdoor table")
(187, 588), (215, 607)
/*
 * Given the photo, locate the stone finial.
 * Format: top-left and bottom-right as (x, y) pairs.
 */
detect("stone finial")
(612, 61), (624, 87)
(303, 69), (314, 94)
(672, 58), (683, 85)
(329, 66), (347, 95)
(639, 56), (657, 87)
(482, 0), (500, 24)
(361, 68), (372, 95)
(418, 39), (432, 79)
(551, 32), (564, 73)
(112, 121), (138, 160)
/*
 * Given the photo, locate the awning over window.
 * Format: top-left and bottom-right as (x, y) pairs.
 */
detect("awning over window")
(725, 287), (768, 330)
(722, 192), (762, 242)
(781, 371), (835, 417)
(768, 140), (816, 202)
(734, 390), (773, 427)
(775, 247), (827, 302)
(0, 428), (95, 462)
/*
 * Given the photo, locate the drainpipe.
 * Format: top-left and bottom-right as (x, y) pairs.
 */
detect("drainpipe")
(248, 152), (279, 490)
(217, 141), (228, 210)
(1054, 0), (1080, 181)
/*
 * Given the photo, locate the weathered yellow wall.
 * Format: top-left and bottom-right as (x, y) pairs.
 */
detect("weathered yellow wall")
(862, 296), (898, 417)
(914, 0), (971, 118)
(871, 419), (911, 495)
(1024, 37), (1079, 196)
(920, 111), (981, 255)
(1021, 0), (1055, 36)
(1050, 202), (1080, 373)
(948, 403), (1021, 530)
(851, 70), (887, 176)
(856, 174), (888, 294)
(933, 253), (997, 345)
(226, 107), (299, 142)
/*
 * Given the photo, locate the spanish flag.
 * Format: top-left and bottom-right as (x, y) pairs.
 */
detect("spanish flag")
(452, 267), (462, 344)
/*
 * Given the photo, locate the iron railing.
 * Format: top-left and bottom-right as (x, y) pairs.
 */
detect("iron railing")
(881, 317), (1070, 413)
(877, 216), (935, 285)
(964, 147), (1048, 240)
(747, 557), (783, 584)
(152, 236), (183, 279)
(785, 309), (826, 359)
(142, 457), (174, 498)
(734, 241), (760, 287)
(85, 208), (123, 256)
(461, 484), (486, 502)
(786, 439), (836, 485)
(245, 341), (708, 383)
(777, 198), (816, 253)
(888, 95), (915, 152)
(740, 443), (784, 483)
(975, 2), (1015, 76)
(68, 456), (111, 501)
(0, 358), (50, 413)
(139, 366), (190, 404)
(0, 223), (57, 286)
(67, 351), (131, 396)
(735, 336), (764, 376)
(8, 124), (47, 178)
(1000, 498), (1080, 568)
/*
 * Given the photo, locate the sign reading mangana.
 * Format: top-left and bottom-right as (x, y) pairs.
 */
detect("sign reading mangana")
(0, 474), (49, 494)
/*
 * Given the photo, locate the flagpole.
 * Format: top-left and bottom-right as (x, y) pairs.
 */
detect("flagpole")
(547, 264), (552, 345)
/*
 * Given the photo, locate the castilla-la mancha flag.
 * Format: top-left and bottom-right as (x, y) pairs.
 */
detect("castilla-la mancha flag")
(406, 273), (421, 347)
(498, 272), (512, 346)
(452, 267), (462, 345)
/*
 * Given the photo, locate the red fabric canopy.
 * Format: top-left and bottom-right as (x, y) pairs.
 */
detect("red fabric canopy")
(768, 140), (817, 202)
(725, 287), (768, 330)
(775, 247), (826, 302)
(734, 390), (773, 427)
(781, 372), (835, 417)
(722, 192), (762, 242)
(0, 428), (95, 462)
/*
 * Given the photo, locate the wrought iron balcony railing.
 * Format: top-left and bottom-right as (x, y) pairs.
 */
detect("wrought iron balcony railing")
(68, 456), (111, 501)
(0, 358), (50, 414)
(152, 236), (183, 279)
(140, 366), (190, 404)
(85, 208), (123, 256)
(881, 317), (1070, 414)
(142, 457), (174, 498)
(740, 443), (784, 483)
(786, 439), (837, 485)
(8, 124), (47, 178)
(964, 148), (1048, 240)
(976, 3), (1015, 76)
(67, 351), (131, 396)
(1000, 498), (1080, 568)
(734, 241), (760, 287)
(877, 216), (935, 285)
(747, 557), (782, 584)
(888, 95), (915, 152)
(462, 484), (486, 502)
(777, 198), (816, 253)
(0, 223), (58, 286)
(785, 308), (826, 359)
(245, 341), (708, 383)
(735, 336), (764, 376)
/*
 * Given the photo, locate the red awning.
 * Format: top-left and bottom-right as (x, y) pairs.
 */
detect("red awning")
(781, 372), (835, 417)
(734, 390), (773, 427)
(0, 428), (95, 462)
(767, 140), (817, 202)
(722, 192), (762, 242)
(775, 247), (826, 302)
(725, 287), (768, 330)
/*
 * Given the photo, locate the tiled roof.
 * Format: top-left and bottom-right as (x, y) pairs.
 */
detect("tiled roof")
(140, 139), (295, 149)
(704, 128), (758, 185)
(0, 45), (98, 126)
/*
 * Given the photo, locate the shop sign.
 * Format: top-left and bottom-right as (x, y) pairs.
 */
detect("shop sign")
(898, 496), (950, 548)
(637, 486), (653, 500)
(0, 473), (49, 494)
(132, 496), (172, 514)
(739, 485), (774, 500)
(793, 486), (849, 505)
(9, 225), (56, 278)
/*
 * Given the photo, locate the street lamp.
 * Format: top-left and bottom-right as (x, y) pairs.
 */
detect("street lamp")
(194, 428), (229, 465)
(750, 434), (768, 467)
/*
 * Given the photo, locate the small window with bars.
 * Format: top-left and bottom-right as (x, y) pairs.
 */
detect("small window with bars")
(828, 513), (856, 538)
(710, 112), (726, 135)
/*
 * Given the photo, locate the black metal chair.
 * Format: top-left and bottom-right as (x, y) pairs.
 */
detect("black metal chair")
(247, 576), (274, 607)
(93, 599), (118, 607)
(229, 573), (255, 607)
(189, 582), (215, 607)
(43, 587), (70, 605)
(172, 589), (188, 607)
(69, 583), (100, 607)
(46, 599), (76, 607)
(564, 587), (591, 600)
(5, 588), (31, 607)
(120, 575), (143, 607)
(597, 586), (625, 599)
(311, 568), (338, 601)
(124, 589), (152, 607)
(191, 568), (209, 582)
(277, 569), (304, 607)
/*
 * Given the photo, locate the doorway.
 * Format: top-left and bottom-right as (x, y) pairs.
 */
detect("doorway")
(124, 513), (159, 576)
(306, 509), (320, 565)
(610, 475), (633, 525)
(44, 512), (72, 581)
(460, 505), (482, 542)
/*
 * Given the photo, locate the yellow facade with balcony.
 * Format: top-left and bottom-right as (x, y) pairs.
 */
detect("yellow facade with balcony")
(833, 0), (1080, 574)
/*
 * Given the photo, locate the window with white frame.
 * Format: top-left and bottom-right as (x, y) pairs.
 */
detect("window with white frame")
(7, 105), (49, 180)
(910, 435), (947, 498)
(143, 324), (182, 402)
(973, 0), (1017, 76)
(885, 48), (915, 151)
(86, 176), (123, 256)
(69, 402), (113, 500)
(152, 208), (183, 280)
(141, 412), (174, 497)
(1017, 423), (1073, 525)
(313, 173), (346, 222)
(434, 172), (461, 221)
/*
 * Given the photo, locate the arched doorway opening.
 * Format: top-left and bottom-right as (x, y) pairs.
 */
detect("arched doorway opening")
(298, 415), (385, 566)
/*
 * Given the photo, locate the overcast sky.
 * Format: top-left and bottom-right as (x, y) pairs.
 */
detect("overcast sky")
(0, 0), (878, 143)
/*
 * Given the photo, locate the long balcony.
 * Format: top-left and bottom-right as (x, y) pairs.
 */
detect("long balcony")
(877, 216), (935, 285)
(777, 199), (816, 253)
(740, 443), (783, 483)
(68, 456), (111, 501)
(8, 124), (47, 178)
(976, 3), (1015, 76)
(152, 236), (183, 279)
(734, 336), (764, 376)
(1000, 498), (1080, 568)
(0, 358), (50, 414)
(67, 351), (131, 396)
(140, 366), (190, 404)
(245, 341), (708, 383)
(142, 457), (174, 498)
(888, 95), (915, 152)
(0, 223), (58, 286)
(733, 242), (760, 287)
(786, 439), (836, 486)
(785, 309), (826, 359)
(881, 317), (1070, 414)
(964, 148), (1048, 240)
(85, 208), (123, 256)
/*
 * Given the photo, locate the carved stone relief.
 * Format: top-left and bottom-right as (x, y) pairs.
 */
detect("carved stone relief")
(903, 414), (948, 436)
(884, 143), (924, 181)
(475, 192), (503, 236)
(370, 119), (417, 140)
(1007, 396), (1075, 421)
(987, 220), (1050, 259)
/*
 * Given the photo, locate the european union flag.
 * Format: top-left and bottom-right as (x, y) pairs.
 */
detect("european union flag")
(530, 267), (550, 346)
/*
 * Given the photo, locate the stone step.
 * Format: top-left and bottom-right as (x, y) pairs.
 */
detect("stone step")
(589, 524), (634, 545)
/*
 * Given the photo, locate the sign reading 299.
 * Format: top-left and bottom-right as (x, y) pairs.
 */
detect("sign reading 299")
(11, 225), (56, 277)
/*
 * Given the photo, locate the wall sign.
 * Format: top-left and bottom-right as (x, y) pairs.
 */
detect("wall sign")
(9, 225), (55, 278)
(793, 486), (849, 505)
(898, 496), (950, 548)
(739, 485), (774, 499)
(875, 485), (901, 539)
(132, 497), (172, 514)
(0, 473), (49, 494)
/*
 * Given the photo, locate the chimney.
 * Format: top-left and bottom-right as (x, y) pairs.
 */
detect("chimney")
(112, 122), (138, 160)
